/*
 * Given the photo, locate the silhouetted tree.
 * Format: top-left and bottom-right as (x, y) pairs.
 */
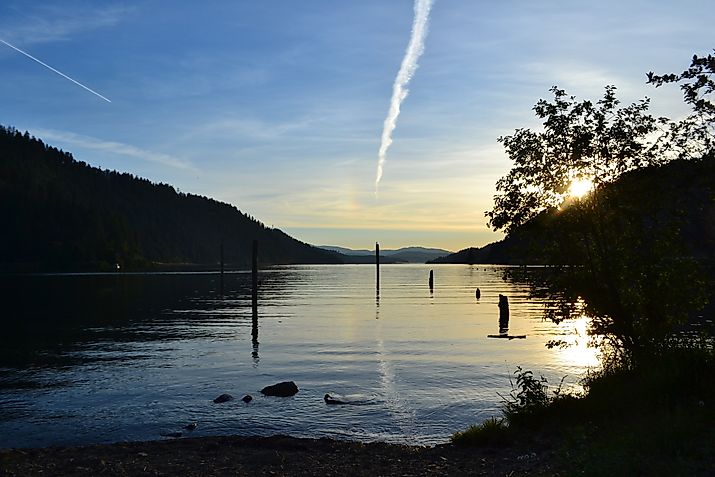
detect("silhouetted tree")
(647, 50), (715, 159)
(485, 52), (714, 361)
(486, 86), (664, 234)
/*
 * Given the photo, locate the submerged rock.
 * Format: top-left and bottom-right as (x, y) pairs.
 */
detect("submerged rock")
(213, 393), (234, 404)
(242, 394), (253, 403)
(183, 422), (198, 431)
(260, 381), (299, 397)
(324, 393), (347, 405)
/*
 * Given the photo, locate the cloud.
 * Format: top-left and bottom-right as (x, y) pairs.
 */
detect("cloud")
(30, 128), (195, 171)
(0, 4), (131, 45)
(375, 0), (435, 191)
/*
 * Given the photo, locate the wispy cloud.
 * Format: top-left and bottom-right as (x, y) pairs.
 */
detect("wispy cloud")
(186, 116), (315, 142)
(0, 4), (130, 45)
(31, 128), (195, 171)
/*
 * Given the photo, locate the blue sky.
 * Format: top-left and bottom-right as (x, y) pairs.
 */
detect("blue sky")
(0, 1), (712, 251)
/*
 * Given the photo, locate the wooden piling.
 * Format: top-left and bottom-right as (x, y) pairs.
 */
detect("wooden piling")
(428, 270), (434, 290)
(476, 287), (481, 299)
(498, 294), (509, 323)
(375, 242), (380, 294)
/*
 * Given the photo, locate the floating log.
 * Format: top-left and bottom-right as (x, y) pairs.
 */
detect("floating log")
(487, 334), (526, 340)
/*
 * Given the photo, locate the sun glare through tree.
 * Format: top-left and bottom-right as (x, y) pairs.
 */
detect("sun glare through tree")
(568, 177), (594, 199)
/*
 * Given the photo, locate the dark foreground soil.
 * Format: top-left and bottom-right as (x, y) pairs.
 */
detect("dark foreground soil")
(0, 435), (558, 476)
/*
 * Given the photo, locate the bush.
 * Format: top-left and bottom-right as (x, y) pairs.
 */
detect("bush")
(501, 366), (566, 428)
(451, 417), (510, 446)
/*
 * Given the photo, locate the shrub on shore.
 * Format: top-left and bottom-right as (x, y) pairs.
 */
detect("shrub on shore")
(451, 417), (510, 446)
(453, 344), (715, 474)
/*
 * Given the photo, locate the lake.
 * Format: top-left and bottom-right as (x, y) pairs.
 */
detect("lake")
(0, 264), (598, 448)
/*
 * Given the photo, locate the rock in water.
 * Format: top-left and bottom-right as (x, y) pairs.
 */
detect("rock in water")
(260, 381), (299, 397)
(213, 393), (234, 404)
(183, 422), (198, 431)
(242, 394), (253, 403)
(324, 393), (347, 405)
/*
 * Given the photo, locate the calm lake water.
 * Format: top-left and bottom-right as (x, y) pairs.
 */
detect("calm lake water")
(0, 264), (598, 448)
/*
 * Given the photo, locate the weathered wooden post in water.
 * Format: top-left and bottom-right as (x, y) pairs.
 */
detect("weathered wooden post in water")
(375, 242), (380, 295)
(498, 294), (509, 333)
(488, 294), (525, 339)
(428, 270), (434, 291)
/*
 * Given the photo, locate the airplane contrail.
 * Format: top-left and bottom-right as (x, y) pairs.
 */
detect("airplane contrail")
(0, 38), (111, 103)
(375, 0), (434, 195)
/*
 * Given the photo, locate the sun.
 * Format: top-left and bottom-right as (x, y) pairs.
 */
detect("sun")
(568, 177), (594, 198)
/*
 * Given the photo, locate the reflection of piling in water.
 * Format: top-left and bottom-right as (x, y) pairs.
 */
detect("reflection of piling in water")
(498, 294), (509, 334)
(252, 239), (258, 320)
(220, 241), (225, 294)
(476, 288), (481, 300)
(375, 242), (380, 295)
(252, 320), (259, 360)
(428, 270), (434, 291)
(252, 239), (259, 360)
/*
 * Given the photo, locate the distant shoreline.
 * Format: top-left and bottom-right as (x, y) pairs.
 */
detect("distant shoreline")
(0, 261), (511, 276)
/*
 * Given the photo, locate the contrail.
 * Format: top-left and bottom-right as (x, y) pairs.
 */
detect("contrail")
(0, 38), (111, 103)
(375, 0), (434, 194)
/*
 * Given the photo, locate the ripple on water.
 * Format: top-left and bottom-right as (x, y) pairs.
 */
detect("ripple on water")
(0, 265), (599, 448)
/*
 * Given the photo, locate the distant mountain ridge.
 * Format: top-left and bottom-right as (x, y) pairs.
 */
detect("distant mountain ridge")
(0, 125), (342, 272)
(319, 245), (452, 263)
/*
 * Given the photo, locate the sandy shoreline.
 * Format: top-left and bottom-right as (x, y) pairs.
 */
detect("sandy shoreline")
(0, 434), (555, 476)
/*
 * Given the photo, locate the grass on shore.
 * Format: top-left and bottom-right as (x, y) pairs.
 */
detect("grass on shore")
(453, 345), (715, 476)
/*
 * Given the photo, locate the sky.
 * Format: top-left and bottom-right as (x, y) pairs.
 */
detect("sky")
(0, 1), (712, 251)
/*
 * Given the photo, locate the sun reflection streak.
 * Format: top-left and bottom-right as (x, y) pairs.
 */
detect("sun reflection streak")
(556, 314), (600, 368)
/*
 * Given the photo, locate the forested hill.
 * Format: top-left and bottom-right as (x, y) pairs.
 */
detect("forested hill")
(432, 153), (715, 265)
(0, 125), (342, 272)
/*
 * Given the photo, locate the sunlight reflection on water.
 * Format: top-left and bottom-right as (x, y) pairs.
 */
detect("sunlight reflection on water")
(0, 265), (599, 448)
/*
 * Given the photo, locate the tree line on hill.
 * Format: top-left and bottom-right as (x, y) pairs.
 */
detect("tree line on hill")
(0, 125), (343, 272)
